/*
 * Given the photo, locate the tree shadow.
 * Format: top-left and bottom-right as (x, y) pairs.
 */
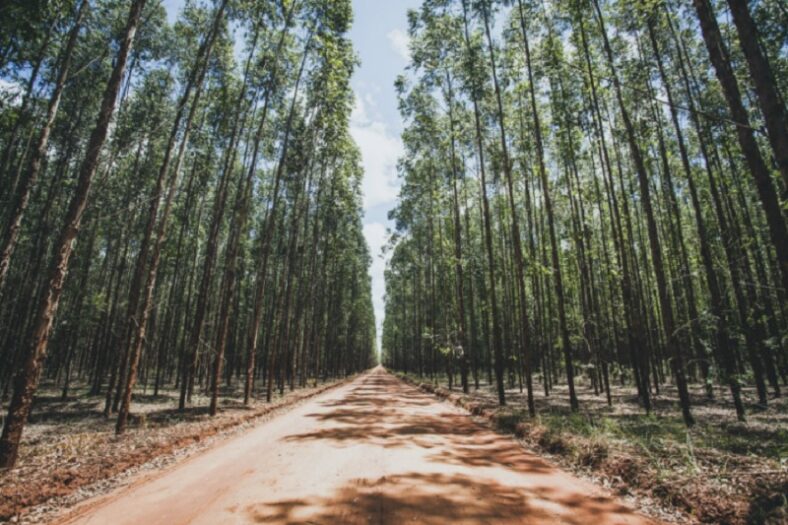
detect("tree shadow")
(27, 400), (104, 424)
(274, 370), (653, 524)
(286, 373), (497, 449)
(144, 405), (212, 424)
(244, 471), (650, 524)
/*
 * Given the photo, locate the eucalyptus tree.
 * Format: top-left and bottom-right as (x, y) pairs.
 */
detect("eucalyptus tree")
(458, 0), (507, 405)
(514, 0), (577, 412)
(0, 0), (87, 293)
(383, 0), (786, 427)
(692, 0), (788, 295)
(410, 7), (473, 394)
(0, 0), (375, 465)
(0, 0), (149, 468)
(643, 6), (744, 419)
(117, 0), (231, 434)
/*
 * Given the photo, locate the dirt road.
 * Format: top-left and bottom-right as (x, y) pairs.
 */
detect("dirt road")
(58, 368), (656, 524)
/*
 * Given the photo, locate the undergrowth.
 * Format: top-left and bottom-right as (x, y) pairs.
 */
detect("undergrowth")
(396, 372), (788, 525)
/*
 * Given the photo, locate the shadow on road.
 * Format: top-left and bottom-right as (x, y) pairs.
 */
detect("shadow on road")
(256, 369), (654, 524)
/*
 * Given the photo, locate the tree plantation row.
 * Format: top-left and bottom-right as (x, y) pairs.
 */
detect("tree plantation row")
(382, 0), (786, 426)
(0, 0), (376, 469)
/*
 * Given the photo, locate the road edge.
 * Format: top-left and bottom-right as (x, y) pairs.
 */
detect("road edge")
(388, 370), (679, 525)
(39, 372), (367, 525)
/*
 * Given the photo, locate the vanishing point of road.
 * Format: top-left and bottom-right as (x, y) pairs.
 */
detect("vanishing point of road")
(57, 367), (657, 524)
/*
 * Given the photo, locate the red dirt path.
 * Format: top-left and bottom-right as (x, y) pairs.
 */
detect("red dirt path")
(55, 367), (658, 524)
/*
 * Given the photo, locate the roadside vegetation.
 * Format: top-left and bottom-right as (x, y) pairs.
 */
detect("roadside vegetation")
(398, 373), (787, 524)
(0, 377), (353, 523)
(0, 0), (376, 519)
(382, 1), (788, 522)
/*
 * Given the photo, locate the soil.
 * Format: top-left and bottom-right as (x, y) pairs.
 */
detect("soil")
(397, 372), (788, 525)
(0, 378), (351, 523)
(50, 367), (658, 525)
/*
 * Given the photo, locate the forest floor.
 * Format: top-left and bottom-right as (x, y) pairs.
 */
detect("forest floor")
(36, 367), (655, 525)
(396, 371), (787, 525)
(0, 376), (353, 523)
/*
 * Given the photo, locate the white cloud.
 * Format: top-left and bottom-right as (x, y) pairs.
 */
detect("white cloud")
(351, 89), (402, 357)
(0, 78), (22, 107)
(386, 28), (411, 62)
(364, 224), (389, 301)
(363, 222), (390, 355)
(350, 93), (403, 211)
(162, 0), (184, 23)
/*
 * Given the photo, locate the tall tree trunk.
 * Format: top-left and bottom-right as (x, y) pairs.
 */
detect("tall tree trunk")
(445, 73), (470, 394)
(461, 0), (506, 406)
(725, 0), (788, 195)
(116, 0), (228, 433)
(592, 0), (693, 425)
(518, 0), (576, 412)
(0, 0), (147, 467)
(575, 10), (651, 411)
(649, 15), (745, 420)
(482, 0), (536, 412)
(693, 0), (788, 296)
(0, 0), (88, 294)
(247, 34), (311, 405)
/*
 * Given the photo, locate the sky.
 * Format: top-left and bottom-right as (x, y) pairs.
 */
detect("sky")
(348, 0), (420, 353)
(162, 0), (419, 353)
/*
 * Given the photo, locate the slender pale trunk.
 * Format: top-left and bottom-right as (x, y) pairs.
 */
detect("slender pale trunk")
(481, 1), (536, 413)
(444, 73), (470, 394)
(647, 17), (745, 420)
(518, 0), (576, 411)
(592, 0), (693, 425)
(461, 0), (506, 406)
